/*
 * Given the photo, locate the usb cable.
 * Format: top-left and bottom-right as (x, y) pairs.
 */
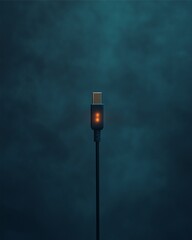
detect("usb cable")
(91, 92), (104, 240)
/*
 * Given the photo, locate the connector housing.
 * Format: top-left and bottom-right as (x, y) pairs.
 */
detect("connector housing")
(91, 92), (104, 130)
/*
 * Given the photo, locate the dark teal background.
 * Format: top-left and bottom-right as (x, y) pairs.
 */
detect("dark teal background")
(1, 1), (192, 239)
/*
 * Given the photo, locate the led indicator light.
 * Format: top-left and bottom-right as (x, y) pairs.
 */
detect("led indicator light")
(96, 117), (100, 123)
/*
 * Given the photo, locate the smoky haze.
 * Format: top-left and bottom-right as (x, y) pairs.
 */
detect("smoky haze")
(1, 1), (192, 240)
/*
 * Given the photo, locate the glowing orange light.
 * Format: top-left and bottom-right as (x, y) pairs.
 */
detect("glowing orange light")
(95, 118), (100, 122)
(96, 113), (100, 117)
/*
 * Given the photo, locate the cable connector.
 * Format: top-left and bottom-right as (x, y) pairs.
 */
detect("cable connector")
(91, 92), (104, 131)
(91, 92), (104, 142)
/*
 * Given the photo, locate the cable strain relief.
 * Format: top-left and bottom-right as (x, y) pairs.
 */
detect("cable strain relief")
(94, 130), (101, 142)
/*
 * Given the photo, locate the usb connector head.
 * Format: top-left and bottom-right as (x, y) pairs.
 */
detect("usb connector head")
(91, 92), (104, 133)
(92, 92), (102, 104)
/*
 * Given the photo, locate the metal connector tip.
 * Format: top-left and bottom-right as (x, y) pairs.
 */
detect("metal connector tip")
(92, 92), (102, 104)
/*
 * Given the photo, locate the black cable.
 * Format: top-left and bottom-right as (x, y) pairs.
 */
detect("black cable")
(91, 92), (104, 240)
(96, 140), (100, 240)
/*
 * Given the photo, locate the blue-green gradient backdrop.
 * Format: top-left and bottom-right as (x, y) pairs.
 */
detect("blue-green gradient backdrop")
(1, 1), (192, 240)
